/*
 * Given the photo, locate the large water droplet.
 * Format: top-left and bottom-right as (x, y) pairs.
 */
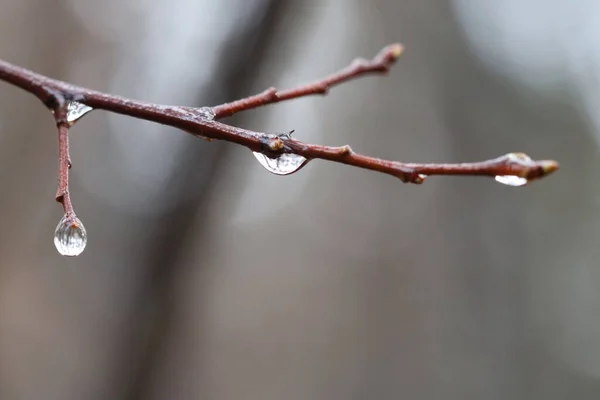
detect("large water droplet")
(66, 101), (93, 125)
(253, 152), (309, 175)
(54, 214), (87, 256)
(494, 175), (528, 187)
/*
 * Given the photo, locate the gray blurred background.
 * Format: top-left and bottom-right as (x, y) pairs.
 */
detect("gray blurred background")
(0, 0), (597, 399)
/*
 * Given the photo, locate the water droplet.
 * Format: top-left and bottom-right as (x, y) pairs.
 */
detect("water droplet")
(253, 152), (309, 175)
(504, 152), (532, 163)
(494, 175), (528, 187)
(54, 214), (87, 256)
(413, 174), (427, 184)
(66, 101), (93, 125)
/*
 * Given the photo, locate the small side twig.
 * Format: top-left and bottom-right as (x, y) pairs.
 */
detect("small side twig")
(52, 104), (74, 216)
(212, 44), (404, 118)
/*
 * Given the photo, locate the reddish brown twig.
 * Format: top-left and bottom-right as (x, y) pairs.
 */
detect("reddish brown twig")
(212, 43), (404, 118)
(280, 140), (558, 184)
(0, 44), (559, 223)
(52, 105), (74, 216)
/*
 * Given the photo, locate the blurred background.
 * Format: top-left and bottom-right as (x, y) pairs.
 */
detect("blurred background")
(0, 0), (597, 399)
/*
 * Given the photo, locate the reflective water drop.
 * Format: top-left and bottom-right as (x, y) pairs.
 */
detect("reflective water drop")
(253, 152), (309, 175)
(504, 152), (532, 163)
(54, 214), (87, 256)
(494, 175), (528, 187)
(66, 101), (93, 125)
(414, 174), (427, 184)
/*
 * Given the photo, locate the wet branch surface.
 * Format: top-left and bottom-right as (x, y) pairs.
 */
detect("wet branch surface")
(0, 43), (559, 218)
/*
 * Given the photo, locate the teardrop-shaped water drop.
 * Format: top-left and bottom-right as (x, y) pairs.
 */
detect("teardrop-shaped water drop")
(66, 101), (93, 125)
(494, 175), (528, 187)
(54, 214), (87, 256)
(253, 152), (309, 175)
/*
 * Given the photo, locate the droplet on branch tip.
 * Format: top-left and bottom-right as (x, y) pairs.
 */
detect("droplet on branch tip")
(54, 214), (87, 256)
(494, 175), (529, 187)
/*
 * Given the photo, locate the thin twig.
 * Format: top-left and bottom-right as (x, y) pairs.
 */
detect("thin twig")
(283, 140), (557, 184)
(211, 43), (404, 118)
(0, 44), (559, 209)
(52, 105), (74, 216)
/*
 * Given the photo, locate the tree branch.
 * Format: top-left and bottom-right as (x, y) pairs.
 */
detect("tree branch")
(54, 106), (74, 216)
(0, 44), (559, 199)
(211, 43), (404, 118)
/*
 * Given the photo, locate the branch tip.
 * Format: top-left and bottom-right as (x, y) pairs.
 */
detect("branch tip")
(541, 160), (560, 175)
(376, 43), (404, 67)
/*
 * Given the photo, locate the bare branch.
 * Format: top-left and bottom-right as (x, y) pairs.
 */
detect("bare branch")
(211, 43), (404, 119)
(283, 139), (558, 184)
(0, 44), (559, 195)
(52, 104), (74, 216)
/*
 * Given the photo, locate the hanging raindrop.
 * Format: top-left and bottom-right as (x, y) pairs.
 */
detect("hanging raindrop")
(494, 153), (532, 187)
(494, 175), (528, 187)
(412, 174), (427, 184)
(253, 152), (309, 175)
(54, 214), (87, 256)
(66, 101), (93, 125)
